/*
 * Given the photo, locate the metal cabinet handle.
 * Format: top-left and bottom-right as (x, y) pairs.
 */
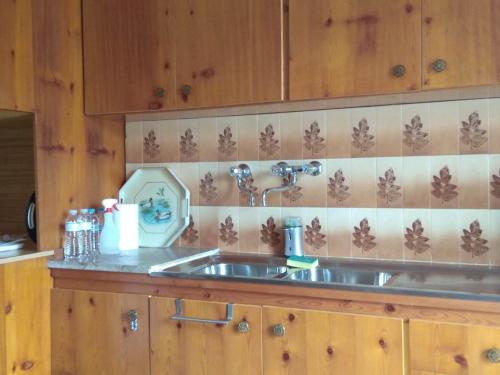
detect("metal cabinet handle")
(181, 84), (192, 97)
(273, 323), (286, 336)
(154, 87), (165, 98)
(170, 298), (233, 326)
(392, 64), (406, 78)
(128, 310), (139, 332)
(486, 348), (500, 363)
(431, 58), (447, 73)
(237, 320), (250, 333)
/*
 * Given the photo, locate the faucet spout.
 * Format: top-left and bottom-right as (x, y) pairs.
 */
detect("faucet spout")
(261, 175), (297, 207)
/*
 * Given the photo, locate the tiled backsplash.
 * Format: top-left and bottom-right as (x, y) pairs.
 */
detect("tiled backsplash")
(126, 98), (500, 266)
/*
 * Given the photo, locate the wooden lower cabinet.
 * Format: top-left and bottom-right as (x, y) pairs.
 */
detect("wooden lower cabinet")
(263, 306), (408, 375)
(150, 297), (262, 375)
(409, 320), (500, 375)
(51, 289), (150, 375)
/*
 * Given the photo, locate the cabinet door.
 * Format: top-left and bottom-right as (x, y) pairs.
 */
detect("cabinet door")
(422, 0), (500, 89)
(289, 0), (421, 100)
(82, 0), (175, 114)
(263, 306), (407, 375)
(410, 320), (500, 375)
(150, 297), (262, 375)
(174, 0), (283, 108)
(51, 289), (150, 375)
(0, 0), (34, 112)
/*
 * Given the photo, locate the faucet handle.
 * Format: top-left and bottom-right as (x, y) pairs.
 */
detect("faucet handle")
(270, 162), (290, 177)
(302, 161), (322, 176)
(229, 164), (252, 178)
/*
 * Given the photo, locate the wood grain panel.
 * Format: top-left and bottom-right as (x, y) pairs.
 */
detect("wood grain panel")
(0, 257), (52, 375)
(289, 0), (421, 99)
(423, 0), (500, 89)
(32, 0), (125, 250)
(410, 320), (500, 375)
(263, 306), (407, 375)
(175, 0), (283, 108)
(150, 297), (262, 375)
(51, 289), (149, 375)
(0, 0), (34, 112)
(83, 0), (175, 114)
(0, 114), (34, 235)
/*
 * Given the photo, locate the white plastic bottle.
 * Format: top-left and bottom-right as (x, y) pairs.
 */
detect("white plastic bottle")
(63, 209), (79, 260)
(100, 199), (119, 255)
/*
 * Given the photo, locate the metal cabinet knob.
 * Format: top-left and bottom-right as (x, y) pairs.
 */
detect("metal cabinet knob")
(486, 348), (500, 363)
(392, 64), (406, 78)
(273, 324), (286, 336)
(154, 87), (165, 98)
(128, 309), (139, 332)
(431, 58), (447, 73)
(181, 84), (192, 97)
(237, 320), (250, 333)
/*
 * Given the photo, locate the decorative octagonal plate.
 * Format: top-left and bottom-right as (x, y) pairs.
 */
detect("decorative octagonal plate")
(119, 167), (190, 247)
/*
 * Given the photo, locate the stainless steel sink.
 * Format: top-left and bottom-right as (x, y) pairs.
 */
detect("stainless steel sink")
(286, 267), (393, 286)
(193, 263), (287, 278)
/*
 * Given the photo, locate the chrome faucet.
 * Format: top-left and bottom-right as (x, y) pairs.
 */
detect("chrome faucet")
(229, 164), (257, 207)
(261, 161), (322, 207)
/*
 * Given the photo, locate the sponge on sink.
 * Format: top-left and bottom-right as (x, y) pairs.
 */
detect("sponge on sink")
(286, 255), (319, 269)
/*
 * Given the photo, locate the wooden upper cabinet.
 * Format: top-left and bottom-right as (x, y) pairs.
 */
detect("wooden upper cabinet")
(422, 0), (500, 90)
(51, 289), (150, 375)
(410, 320), (500, 375)
(150, 297), (262, 375)
(82, 0), (176, 114)
(288, 0), (421, 100)
(263, 306), (407, 375)
(0, 0), (34, 112)
(174, 0), (283, 108)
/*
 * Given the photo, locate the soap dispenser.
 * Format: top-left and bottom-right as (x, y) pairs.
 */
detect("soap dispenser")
(283, 216), (304, 257)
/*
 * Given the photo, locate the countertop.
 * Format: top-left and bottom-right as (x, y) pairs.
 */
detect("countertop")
(0, 249), (54, 265)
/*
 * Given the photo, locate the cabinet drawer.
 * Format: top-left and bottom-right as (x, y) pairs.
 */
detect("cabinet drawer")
(410, 320), (500, 375)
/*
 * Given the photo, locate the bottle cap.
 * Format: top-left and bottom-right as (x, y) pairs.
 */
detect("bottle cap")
(80, 208), (89, 214)
(88, 208), (96, 214)
(69, 209), (78, 215)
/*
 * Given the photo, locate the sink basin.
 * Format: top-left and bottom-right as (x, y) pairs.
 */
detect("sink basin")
(193, 263), (288, 278)
(287, 267), (393, 286)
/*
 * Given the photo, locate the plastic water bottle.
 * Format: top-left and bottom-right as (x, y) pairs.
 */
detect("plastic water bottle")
(63, 209), (79, 260)
(88, 208), (100, 258)
(77, 209), (92, 261)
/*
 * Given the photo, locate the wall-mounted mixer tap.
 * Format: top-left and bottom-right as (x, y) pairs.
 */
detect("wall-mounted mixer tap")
(229, 164), (257, 207)
(261, 161), (322, 207)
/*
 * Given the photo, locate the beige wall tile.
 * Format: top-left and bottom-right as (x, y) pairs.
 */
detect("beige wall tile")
(376, 105), (402, 157)
(217, 162), (239, 206)
(280, 112), (303, 160)
(376, 157), (403, 208)
(350, 158), (376, 208)
(350, 208), (377, 259)
(142, 122), (162, 163)
(458, 210), (490, 265)
(303, 110), (327, 159)
(402, 156), (430, 208)
(459, 99), (489, 154)
(402, 103), (431, 156)
(301, 208), (328, 257)
(430, 156), (459, 209)
(255, 161), (282, 207)
(216, 116), (238, 161)
(237, 115), (259, 161)
(125, 121), (143, 163)
(402, 209), (432, 261)
(258, 113), (281, 160)
(177, 162), (199, 206)
(376, 209), (403, 260)
(327, 208), (352, 258)
(192, 117), (216, 162)
(125, 163), (142, 179)
(218, 207), (239, 252)
(258, 207), (282, 255)
(198, 162), (219, 206)
(489, 210), (500, 266)
(429, 101), (458, 155)
(180, 206), (200, 248)
(431, 209), (459, 263)
(458, 155), (488, 209)
(489, 155), (500, 209)
(326, 158), (352, 207)
(158, 119), (179, 162)
(280, 160), (306, 208)
(326, 108), (351, 158)
(301, 159), (327, 207)
(199, 206), (219, 248)
(178, 118), (199, 162)
(351, 107), (377, 157)
(489, 98), (500, 153)
(238, 207), (259, 253)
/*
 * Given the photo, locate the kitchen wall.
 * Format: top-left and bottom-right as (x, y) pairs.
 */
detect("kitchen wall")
(126, 98), (500, 266)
